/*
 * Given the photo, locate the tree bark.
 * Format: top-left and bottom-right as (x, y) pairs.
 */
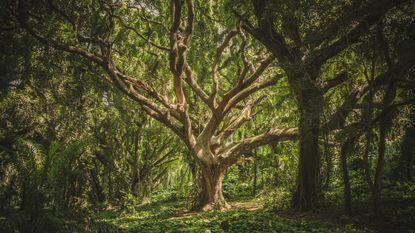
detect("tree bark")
(373, 73), (397, 215)
(131, 132), (140, 195)
(398, 127), (415, 182)
(195, 162), (230, 211)
(322, 134), (333, 191)
(89, 168), (105, 203)
(252, 160), (258, 196)
(189, 157), (203, 210)
(340, 137), (354, 213)
(396, 122), (415, 181)
(292, 87), (323, 211)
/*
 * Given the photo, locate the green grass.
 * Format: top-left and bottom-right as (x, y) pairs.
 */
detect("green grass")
(90, 198), (370, 233)
(5, 185), (414, 233)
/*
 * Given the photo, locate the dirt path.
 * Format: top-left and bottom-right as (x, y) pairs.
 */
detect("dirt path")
(230, 201), (262, 211)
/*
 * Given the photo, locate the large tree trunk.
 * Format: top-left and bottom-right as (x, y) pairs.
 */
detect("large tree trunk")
(195, 162), (230, 211)
(292, 87), (323, 211)
(189, 159), (203, 211)
(373, 123), (387, 215)
(373, 73), (397, 215)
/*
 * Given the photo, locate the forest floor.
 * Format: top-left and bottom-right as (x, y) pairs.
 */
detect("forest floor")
(86, 198), (371, 233)
(85, 189), (415, 233)
(2, 184), (414, 232)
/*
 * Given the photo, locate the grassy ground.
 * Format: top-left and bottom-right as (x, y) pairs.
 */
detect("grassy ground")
(2, 184), (414, 232)
(88, 198), (370, 233)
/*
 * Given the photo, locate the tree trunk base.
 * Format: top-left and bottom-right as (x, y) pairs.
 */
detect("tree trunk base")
(191, 164), (229, 212)
(199, 200), (231, 212)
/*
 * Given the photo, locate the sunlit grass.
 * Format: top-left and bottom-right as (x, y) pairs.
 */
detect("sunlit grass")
(91, 196), (370, 233)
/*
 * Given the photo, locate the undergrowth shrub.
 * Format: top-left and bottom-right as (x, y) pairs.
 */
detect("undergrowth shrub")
(260, 188), (291, 211)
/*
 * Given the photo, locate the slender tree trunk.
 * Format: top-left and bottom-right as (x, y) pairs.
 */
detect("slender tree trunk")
(131, 168), (139, 196)
(252, 160), (257, 196)
(372, 26), (397, 216)
(361, 88), (376, 198)
(397, 125), (415, 181)
(363, 133), (374, 189)
(138, 166), (151, 203)
(292, 87), (323, 211)
(373, 121), (387, 215)
(340, 137), (354, 213)
(20, 180), (27, 211)
(89, 169), (105, 203)
(131, 133), (140, 195)
(373, 71), (397, 215)
(373, 110), (394, 215)
(323, 134), (333, 191)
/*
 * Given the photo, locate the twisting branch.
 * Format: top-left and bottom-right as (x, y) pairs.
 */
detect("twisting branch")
(321, 72), (348, 92)
(309, 0), (406, 68)
(223, 56), (273, 101)
(236, 23), (255, 82)
(169, 0), (196, 145)
(219, 127), (299, 166)
(215, 95), (267, 144)
(141, 106), (186, 142)
(184, 63), (211, 108)
(244, 12), (293, 64)
(197, 56), (277, 143)
(112, 14), (169, 51)
(223, 71), (284, 114)
(210, 29), (238, 106)
(321, 71), (391, 132)
(119, 72), (174, 110)
(15, 2), (191, 144)
(15, 1), (312, 174)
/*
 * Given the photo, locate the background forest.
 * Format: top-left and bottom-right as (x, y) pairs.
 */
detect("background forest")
(0, 0), (415, 232)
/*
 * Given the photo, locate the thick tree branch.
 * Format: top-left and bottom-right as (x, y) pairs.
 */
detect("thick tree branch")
(321, 71), (391, 132)
(222, 56), (273, 108)
(16, 5), (190, 144)
(219, 127), (299, 166)
(309, 0), (406, 68)
(215, 95), (266, 144)
(321, 72), (348, 92)
(184, 63), (211, 108)
(197, 58), (278, 145)
(169, 0), (196, 146)
(224, 72), (284, 114)
(244, 15), (293, 64)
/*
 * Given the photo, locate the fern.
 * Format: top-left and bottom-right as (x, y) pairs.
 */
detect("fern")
(48, 137), (92, 183)
(14, 138), (46, 178)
